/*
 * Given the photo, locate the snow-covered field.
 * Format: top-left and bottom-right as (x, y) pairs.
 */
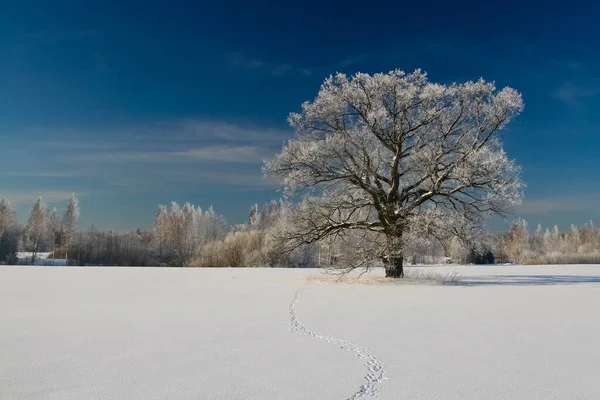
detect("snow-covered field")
(1, 265), (599, 399)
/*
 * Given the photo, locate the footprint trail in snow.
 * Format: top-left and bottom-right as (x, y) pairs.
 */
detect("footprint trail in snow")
(289, 289), (386, 399)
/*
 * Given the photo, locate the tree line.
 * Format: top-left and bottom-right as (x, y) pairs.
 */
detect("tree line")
(0, 196), (317, 267)
(2, 69), (599, 273)
(491, 219), (600, 265)
(0, 195), (78, 265)
(1, 194), (599, 267)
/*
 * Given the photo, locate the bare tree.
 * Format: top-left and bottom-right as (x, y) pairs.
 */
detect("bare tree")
(0, 199), (19, 264)
(26, 198), (48, 264)
(506, 218), (529, 264)
(265, 69), (524, 277)
(0, 198), (17, 240)
(192, 201), (317, 268)
(152, 202), (228, 267)
(153, 205), (168, 265)
(63, 194), (80, 263)
(47, 208), (62, 266)
(497, 219), (600, 265)
(202, 206), (228, 242)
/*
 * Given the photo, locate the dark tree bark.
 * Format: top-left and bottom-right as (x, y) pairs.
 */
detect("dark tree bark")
(384, 255), (404, 278)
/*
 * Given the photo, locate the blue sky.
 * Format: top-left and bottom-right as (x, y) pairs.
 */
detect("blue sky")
(1, 0), (599, 231)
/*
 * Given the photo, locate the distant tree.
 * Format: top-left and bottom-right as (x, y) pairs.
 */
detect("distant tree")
(247, 204), (260, 228)
(63, 194), (80, 263)
(174, 202), (200, 267)
(46, 208), (62, 265)
(202, 206), (228, 242)
(265, 69), (524, 277)
(506, 219), (529, 264)
(0, 199), (19, 264)
(0, 198), (17, 241)
(495, 220), (600, 265)
(530, 223), (544, 255)
(152, 202), (228, 267)
(468, 248), (495, 264)
(446, 236), (469, 264)
(490, 233), (509, 264)
(153, 205), (168, 265)
(0, 226), (21, 265)
(566, 224), (580, 254)
(26, 198), (48, 264)
(194, 201), (317, 269)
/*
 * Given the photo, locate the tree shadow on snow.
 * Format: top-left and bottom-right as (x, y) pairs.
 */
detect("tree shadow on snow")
(455, 275), (600, 286)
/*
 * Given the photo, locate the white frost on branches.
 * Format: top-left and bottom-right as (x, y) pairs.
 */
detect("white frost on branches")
(26, 198), (48, 264)
(63, 193), (80, 262)
(153, 202), (228, 267)
(265, 69), (524, 276)
(0, 198), (17, 240)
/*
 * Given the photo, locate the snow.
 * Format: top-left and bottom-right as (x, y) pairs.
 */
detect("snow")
(1, 265), (599, 399)
(14, 253), (67, 266)
(16, 252), (52, 260)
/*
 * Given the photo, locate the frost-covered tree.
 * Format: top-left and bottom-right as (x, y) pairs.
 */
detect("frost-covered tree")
(202, 206), (228, 242)
(194, 200), (317, 268)
(26, 198), (48, 264)
(566, 224), (580, 254)
(153, 205), (168, 265)
(152, 202), (228, 267)
(63, 193), (80, 262)
(497, 219), (600, 265)
(265, 69), (524, 277)
(0, 199), (19, 264)
(248, 204), (260, 228)
(506, 218), (529, 264)
(46, 208), (62, 264)
(530, 223), (544, 255)
(0, 198), (17, 240)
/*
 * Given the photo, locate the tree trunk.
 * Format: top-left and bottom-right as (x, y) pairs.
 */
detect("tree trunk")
(32, 239), (38, 265)
(384, 255), (404, 278)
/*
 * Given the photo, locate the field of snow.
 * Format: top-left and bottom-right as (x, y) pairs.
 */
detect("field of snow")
(1, 265), (599, 399)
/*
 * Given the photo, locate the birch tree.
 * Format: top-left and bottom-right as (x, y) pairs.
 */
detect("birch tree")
(26, 198), (48, 264)
(153, 205), (168, 265)
(63, 194), (80, 262)
(202, 206), (228, 242)
(505, 219), (530, 264)
(47, 208), (62, 265)
(265, 69), (524, 277)
(0, 199), (18, 264)
(0, 198), (17, 240)
(152, 202), (228, 267)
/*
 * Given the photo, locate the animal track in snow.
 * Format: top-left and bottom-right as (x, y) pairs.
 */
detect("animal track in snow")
(289, 289), (386, 399)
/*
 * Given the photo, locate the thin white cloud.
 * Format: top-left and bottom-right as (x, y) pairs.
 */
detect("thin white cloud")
(177, 119), (289, 143)
(73, 151), (167, 163)
(174, 145), (273, 163)
(157, 170), (280, 188)
(272, 64), (293, 76)
(30, 119), (289, 146)
(228, 51), (314, 77)
(1, 190), (82, 204)
(8, 118), (289, 192)
(2, 171), (82, 178)
(74, 145), (273, 164)
(229, 52), (265, 69)
(228, 51), (373, 78)
(518, 200), (556, 214)
(336, 54), (372, 69)
(553, 83), (600, 111)
(519, 196), (600, 215)
(103, 177), (146, 187)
